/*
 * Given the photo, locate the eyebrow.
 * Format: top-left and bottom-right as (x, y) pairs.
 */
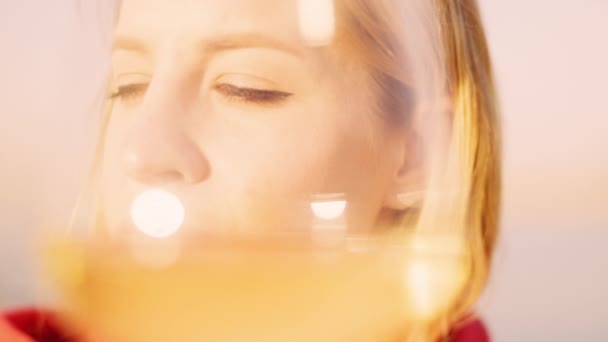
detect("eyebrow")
(111, 33), (306, 58)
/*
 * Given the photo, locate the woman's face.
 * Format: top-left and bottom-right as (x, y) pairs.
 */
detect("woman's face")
(101, 0), (406, 236)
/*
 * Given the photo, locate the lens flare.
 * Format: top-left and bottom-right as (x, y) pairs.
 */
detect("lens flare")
(130, 189), (185, 238)
(404, 234), (468, 320)
(310, 199), (347, 220)
(407, 260), (434, 318)
(297, 0), (335, 46)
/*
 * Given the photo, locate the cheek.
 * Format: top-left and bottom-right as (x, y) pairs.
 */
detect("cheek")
(314, 117), (394, 231)
(211, 100), (392, 232)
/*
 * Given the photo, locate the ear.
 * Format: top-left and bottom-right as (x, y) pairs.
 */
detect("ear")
(382, 130), (425, 211)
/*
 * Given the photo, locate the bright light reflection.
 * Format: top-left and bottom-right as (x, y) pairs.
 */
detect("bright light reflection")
(130, 189), (185, 238)
(405, 257), (466, 320)
(310, 200), (347, 220)
(297, 0), (335, 46)
(407, 261), (434, 318)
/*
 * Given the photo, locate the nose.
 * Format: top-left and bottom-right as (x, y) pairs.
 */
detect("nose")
(122, 115), (210, 186)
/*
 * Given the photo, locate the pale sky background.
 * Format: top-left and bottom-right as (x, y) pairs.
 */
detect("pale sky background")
(1, 1), (607, 341)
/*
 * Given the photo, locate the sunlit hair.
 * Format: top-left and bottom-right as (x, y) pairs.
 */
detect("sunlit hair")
(75, 0), (500, 340)
(335, 0), (501, 338)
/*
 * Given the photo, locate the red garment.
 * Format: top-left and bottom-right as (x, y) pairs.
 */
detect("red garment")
(1, 309), (78, 342)
(447, 317), (490, 342)
(1, 308), (489, 341)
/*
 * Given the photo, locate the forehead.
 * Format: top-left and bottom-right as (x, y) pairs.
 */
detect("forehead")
(117, 0), (303, 43)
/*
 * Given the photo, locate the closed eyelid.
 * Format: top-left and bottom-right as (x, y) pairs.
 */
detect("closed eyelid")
(213, 84), (293, 106)
(110, 73), (150, 91)
(214, 74), (281, 90)
(114, 72), (150, 83)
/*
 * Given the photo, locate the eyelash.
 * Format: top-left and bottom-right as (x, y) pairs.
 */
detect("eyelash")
(109, 83), (148, 103)
(108, 83), (292, 105)
(214, 84), (292, 104)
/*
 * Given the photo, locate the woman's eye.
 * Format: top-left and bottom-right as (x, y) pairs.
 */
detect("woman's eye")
(109, 83), (149, 105)
(214, 84), (292, 105)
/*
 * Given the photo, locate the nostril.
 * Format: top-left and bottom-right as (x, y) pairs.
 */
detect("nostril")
(129, 171), (185, 187)
(182, 157), (210, 184)
(154, 171), (185, 185)
(123, 148), (210, 186)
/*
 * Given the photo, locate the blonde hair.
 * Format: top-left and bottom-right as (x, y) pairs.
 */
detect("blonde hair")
(76, 0), (500, 340)
(338, 0), (501, 339)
